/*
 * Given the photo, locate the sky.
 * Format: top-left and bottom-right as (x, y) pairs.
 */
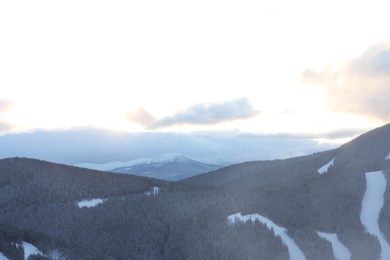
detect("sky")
(1, 0), (390, 164)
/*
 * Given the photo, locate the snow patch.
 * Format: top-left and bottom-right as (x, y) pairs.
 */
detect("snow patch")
(78, 198), (105, 208)
(21, 241), (45, 260)
(228, 212), (306, 260)
(360, 171), (390, 260)
(0, 252), (8, 260)
(76, 160), (141, 172)
(317, 232), (351, 260)
(317, 157), (335, 174)
(386, 153), (390, 160)
(145, 186), (159, 196)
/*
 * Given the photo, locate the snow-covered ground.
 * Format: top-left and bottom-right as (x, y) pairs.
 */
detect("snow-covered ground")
(317, 232), (351, 260)
(1, 242), (45, 260)
(228, 212), (306, 260)
(317, 157), (335, 174)
(76, 158), (151, 171)
(361, 171), (390, 260)
(195, 156), (239, 166)
(145, 186), (160, 196)
(75, 153), (236, 172)
(76, 154), (198, 171)
(22, 241), (45, 260)
(78, 198), (105, 208)
(0, 252), (8, 260)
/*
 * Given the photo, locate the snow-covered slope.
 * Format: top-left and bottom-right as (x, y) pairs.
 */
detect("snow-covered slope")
(76, 156), (158, 172)
(78, 198), (105, 208)
(21, 242), (45, 260)
(317, 232), (351, 260)
(1, 242), (45, 260)
(317, 157), (335, 174)
(228, 212), (306, 260)
(76, 154), (229, 181)
(360, 171), (390, 260)
(76, 154), (233, 170)
(0, 252), (8, 260)
(195, 156), (240, 166)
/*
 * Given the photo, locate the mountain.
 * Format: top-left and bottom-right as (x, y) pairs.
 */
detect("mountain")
(181, 149), (337, 186)
(76, 154), (229, 181)
(1, 123), (390, 259)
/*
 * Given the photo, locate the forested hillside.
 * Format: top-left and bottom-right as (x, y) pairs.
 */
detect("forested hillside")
(0, 158), (288, 259)
(1, 123), (390, 259)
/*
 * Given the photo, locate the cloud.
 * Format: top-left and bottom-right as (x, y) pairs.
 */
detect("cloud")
(0, 98), (13, 114)
(128, 97), (260, 129)
(127, 107), (156, 126)
(302, 42), (390, 121)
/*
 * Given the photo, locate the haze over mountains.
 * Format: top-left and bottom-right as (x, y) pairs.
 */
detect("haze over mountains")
(76, 154), (234, 181)
(1, 123), (390, 259)
(0, 128), (341, 165)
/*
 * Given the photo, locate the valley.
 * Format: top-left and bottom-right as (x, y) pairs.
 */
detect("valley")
(1, 123), (390, 259)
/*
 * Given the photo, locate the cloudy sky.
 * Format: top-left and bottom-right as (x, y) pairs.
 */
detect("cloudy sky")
(1, 0), (389, 164)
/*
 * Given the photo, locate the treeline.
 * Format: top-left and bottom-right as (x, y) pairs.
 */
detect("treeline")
(0, 225), (53, 260)
(0, 183), (289, 259)
(0, 157), (170, 207)
(1, 123), (390, 259)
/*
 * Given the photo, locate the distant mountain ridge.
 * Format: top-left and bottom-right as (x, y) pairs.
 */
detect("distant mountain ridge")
(76, 153), (234, 181)
(2, 123), (390, 259)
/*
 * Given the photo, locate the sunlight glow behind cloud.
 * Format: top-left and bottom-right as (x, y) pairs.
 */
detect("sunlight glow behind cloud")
(302, 42), (390, 122)
(0, 0), (389, 136)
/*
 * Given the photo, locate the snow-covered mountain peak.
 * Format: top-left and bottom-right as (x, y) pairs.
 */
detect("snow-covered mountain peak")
(143, 153), (193, 164)
(75, 153), (231, 180)
(75, 153), (190, 171)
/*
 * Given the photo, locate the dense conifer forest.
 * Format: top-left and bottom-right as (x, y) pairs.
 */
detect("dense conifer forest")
(1, 123), (390, 259)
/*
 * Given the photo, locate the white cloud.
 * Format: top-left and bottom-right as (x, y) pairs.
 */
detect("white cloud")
(302, 42), (390, 122)
(0, 99), (13, 113)
(151, 97), (260, 128)
(128, 98), (260, 129)
(1, 1), (389, 135)
(127, 108), (156, 127)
